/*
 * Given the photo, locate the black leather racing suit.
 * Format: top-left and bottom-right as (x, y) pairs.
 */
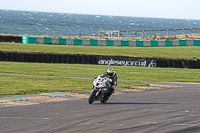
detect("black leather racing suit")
(100, 71), (117, 95)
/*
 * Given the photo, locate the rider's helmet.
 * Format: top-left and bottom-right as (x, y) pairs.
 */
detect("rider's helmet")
(107, 68), (115, 77)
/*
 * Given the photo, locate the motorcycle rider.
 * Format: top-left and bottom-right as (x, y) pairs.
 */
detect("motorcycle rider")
(100, 68), (117, 97)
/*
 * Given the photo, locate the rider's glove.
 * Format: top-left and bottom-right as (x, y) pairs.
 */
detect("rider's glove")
(108, 79), (112, 82)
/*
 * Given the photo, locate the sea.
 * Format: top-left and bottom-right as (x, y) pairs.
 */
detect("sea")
(0, 9), (200, 37)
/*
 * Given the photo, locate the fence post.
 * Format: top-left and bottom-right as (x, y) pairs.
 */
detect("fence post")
(198, 28), (199, 35)
(190, 28), (192, 35)
(174, 29), (176, 36)
(118, 31), (120, 38)
(127, 30), (129, 37)
(143, 30), (144, 38)
(167, 29), (169, 36)
(108, 31), (110, 37)
(159, 30), (161, 36)
(151, 30), (153, 37)
(182, 28), (184, 35)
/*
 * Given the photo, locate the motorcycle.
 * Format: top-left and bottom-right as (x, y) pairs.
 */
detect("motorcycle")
(88, 75), (113, 104)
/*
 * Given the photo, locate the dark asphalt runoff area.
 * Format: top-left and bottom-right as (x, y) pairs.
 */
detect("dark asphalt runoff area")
(0, 81), (200, 133)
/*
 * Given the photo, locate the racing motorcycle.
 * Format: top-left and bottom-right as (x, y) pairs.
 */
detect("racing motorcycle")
(88, 75), (112, 104)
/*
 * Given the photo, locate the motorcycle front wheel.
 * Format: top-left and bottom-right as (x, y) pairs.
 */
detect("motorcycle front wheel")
(88, 90), (97, 104)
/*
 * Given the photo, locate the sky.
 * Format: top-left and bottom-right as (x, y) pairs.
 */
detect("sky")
(0, 0), (200, 20)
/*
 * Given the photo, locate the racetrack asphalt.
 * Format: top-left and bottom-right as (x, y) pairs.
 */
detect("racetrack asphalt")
(0, 73), (200, 133)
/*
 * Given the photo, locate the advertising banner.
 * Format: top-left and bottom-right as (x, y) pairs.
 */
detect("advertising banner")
(98, 56), (157, 67)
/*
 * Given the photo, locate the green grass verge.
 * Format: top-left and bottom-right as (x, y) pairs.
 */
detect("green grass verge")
(0, 75), (90, 95)
(0, 62), (151, 96)
(1, 43), (200, 59)
(0, 75), (147, 96)
(0, 62), (199, 97)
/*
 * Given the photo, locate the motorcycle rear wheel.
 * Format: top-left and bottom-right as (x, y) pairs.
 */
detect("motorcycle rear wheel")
(100, 91), (108, 104)
(88, 90), (97, 104)
(100, 98), (108, 103)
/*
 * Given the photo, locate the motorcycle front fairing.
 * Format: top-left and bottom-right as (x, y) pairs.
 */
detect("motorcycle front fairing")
(88, 76), (111, 104)
(93, 78), (109, 99)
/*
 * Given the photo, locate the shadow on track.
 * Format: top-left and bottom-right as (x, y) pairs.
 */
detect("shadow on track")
(93, 102), (178, 105)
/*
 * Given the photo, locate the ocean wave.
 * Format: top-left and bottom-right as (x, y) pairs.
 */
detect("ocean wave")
(0, 9), (200, 36)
